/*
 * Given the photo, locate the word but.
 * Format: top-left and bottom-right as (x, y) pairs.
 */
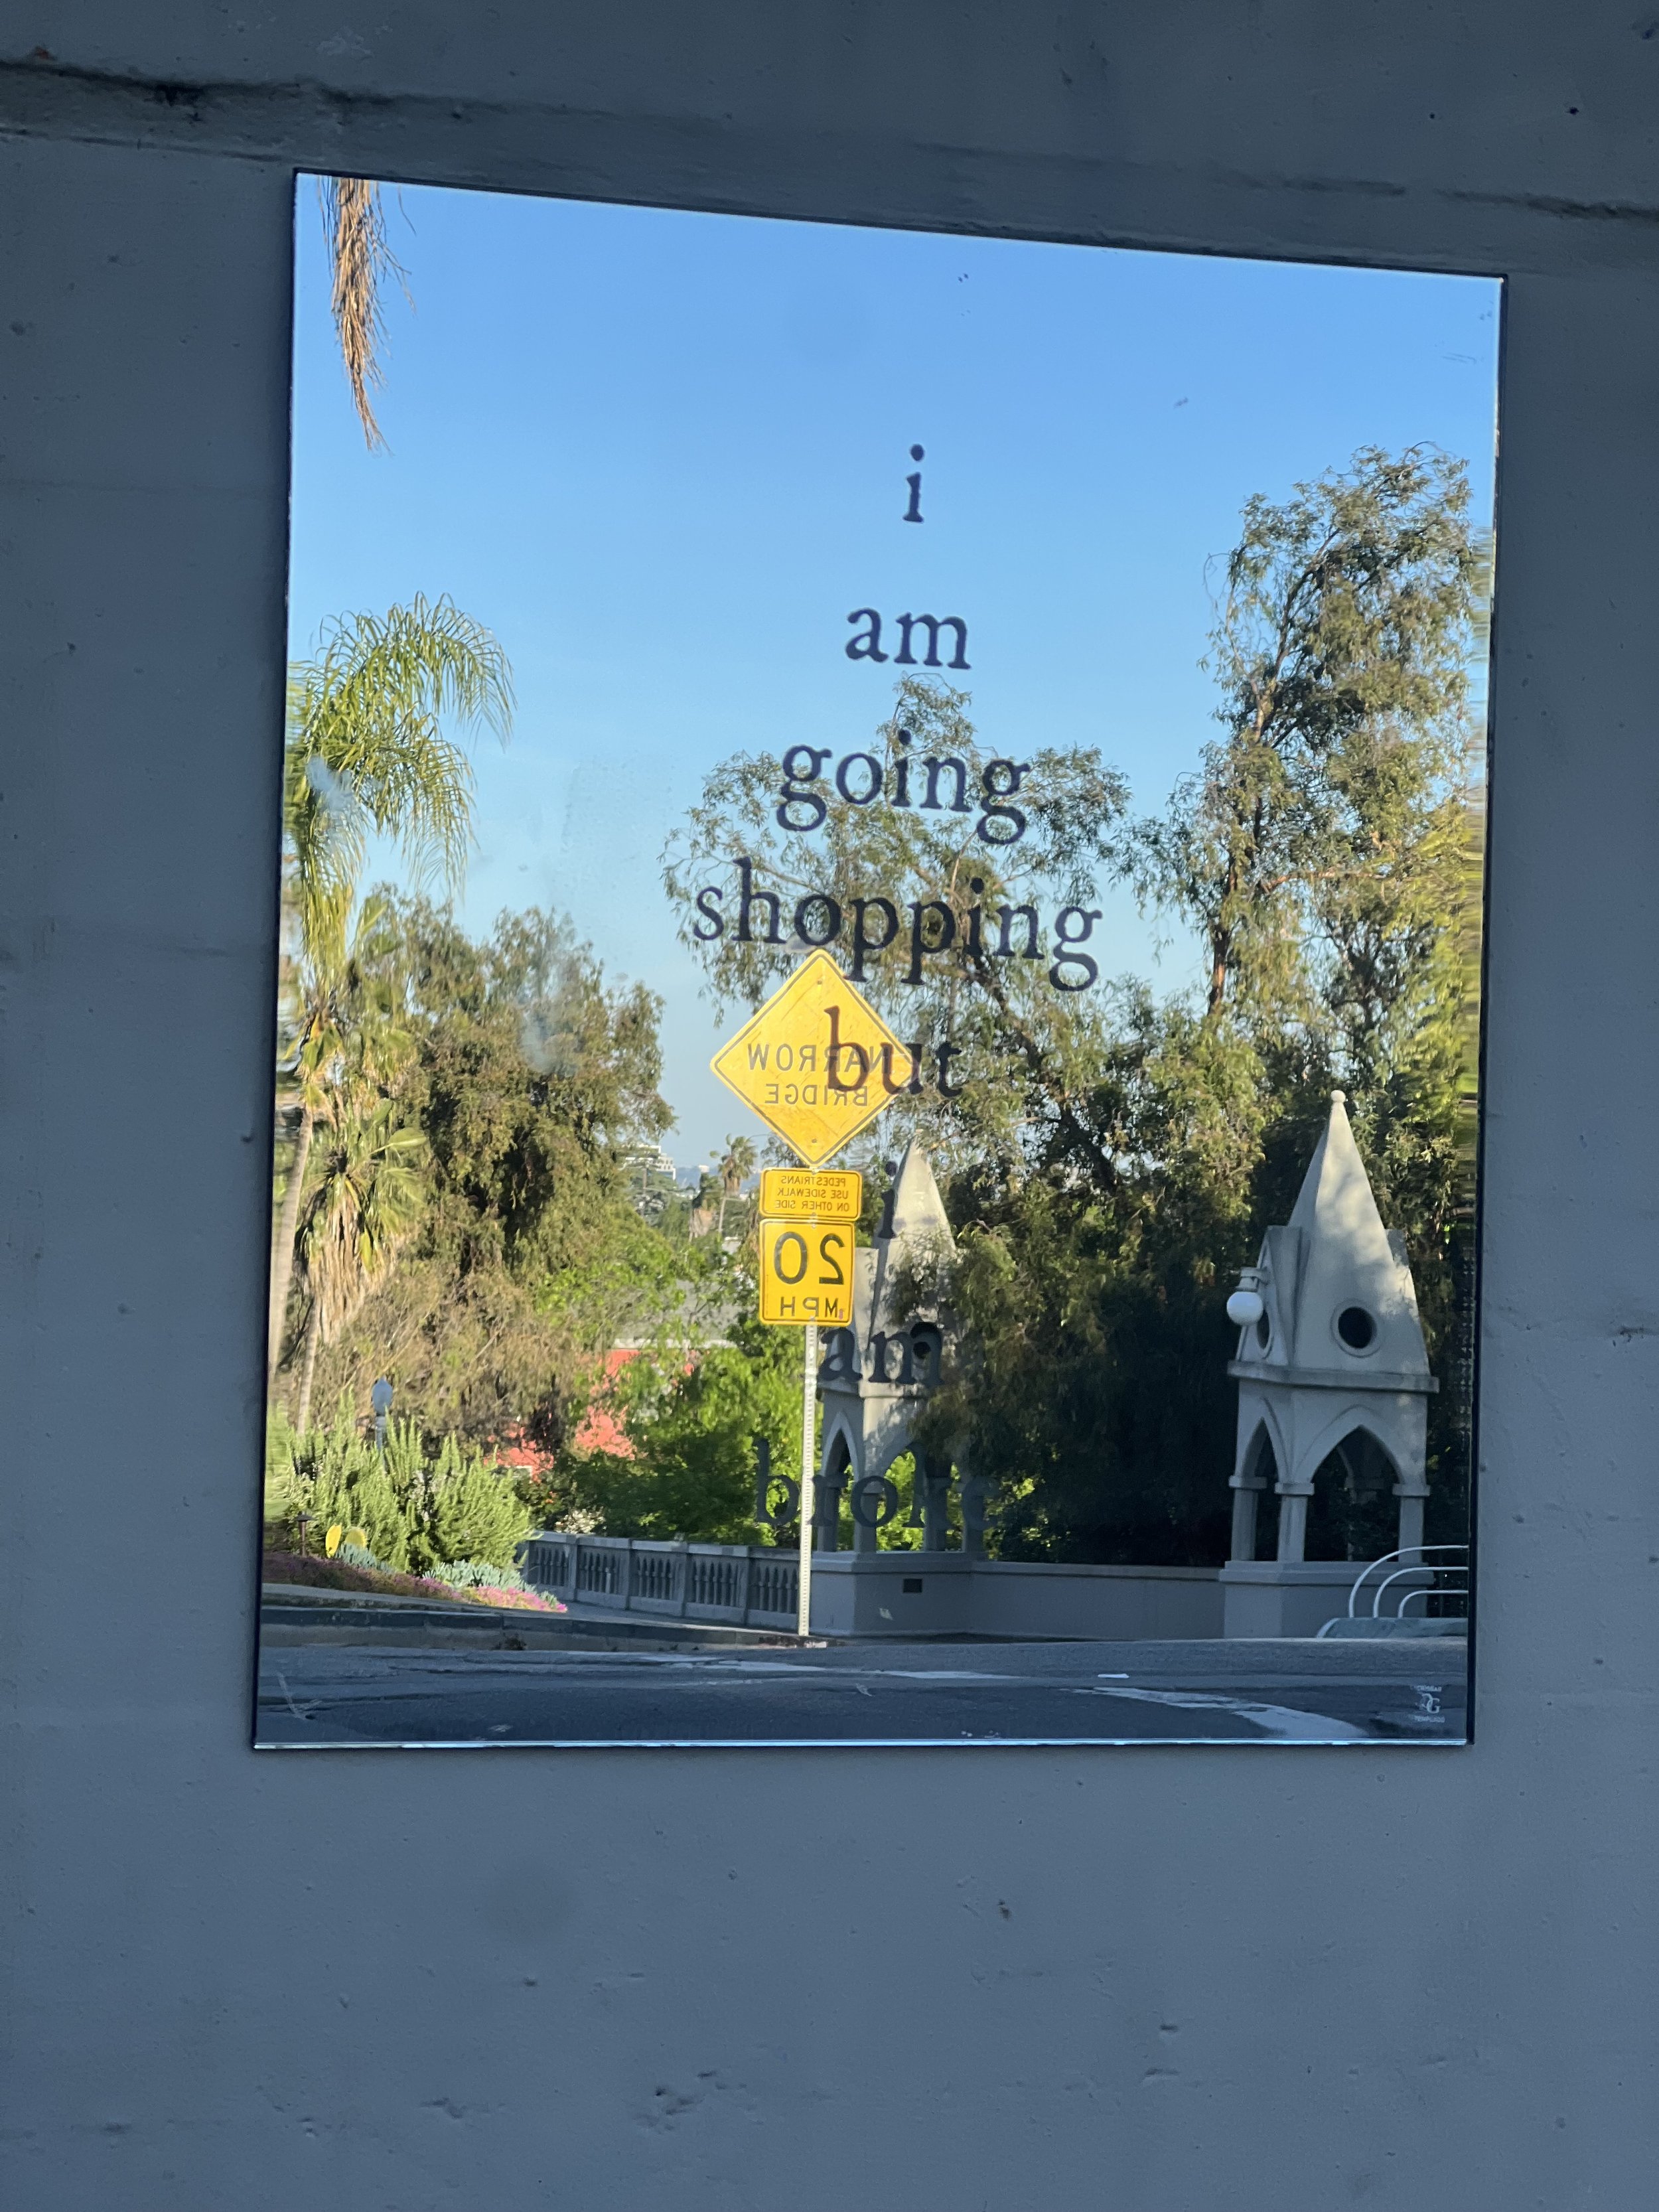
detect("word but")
(735, 1003), (966, 1102)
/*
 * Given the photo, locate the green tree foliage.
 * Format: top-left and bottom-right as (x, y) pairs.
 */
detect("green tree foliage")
(293, 1094), (429, 1432)
(667, 448), (1486, 1564)
(715, 1134), (758, 1240)
(271, 894), (423, 1381)
(302, 899), (679, 1449)
(663, 674), (1128, 1174)
(549, 1305), (804, 1543)
(1134, 446), (1480, 1027)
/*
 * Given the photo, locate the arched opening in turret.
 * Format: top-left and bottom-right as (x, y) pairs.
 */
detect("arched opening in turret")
(1234, 1422), (1280, 1560)
(818, 1430), (855, 1551)
(871, 1447), (922, 1550)
(1305, 1426), (1400, 1562)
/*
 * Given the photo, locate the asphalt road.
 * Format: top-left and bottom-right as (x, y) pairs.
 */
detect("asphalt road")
(256, 1637), (1468, 1747)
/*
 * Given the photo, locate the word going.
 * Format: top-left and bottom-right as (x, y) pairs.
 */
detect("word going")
(774, 731), (1027, 844)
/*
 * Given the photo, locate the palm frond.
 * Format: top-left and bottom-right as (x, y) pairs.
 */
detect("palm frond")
(285, 595), (514, 901)
(320, 177), (405, 451)
(299, 1105), (429, 1338)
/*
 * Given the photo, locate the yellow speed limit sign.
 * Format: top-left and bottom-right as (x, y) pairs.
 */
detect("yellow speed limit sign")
(758, 1217), (854, 1325)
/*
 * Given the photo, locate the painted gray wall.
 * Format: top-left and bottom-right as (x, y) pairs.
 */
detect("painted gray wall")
(2, 10), (1655, 2207)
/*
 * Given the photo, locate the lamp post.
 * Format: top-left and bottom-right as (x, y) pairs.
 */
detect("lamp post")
(371, 1375), (393, 1453)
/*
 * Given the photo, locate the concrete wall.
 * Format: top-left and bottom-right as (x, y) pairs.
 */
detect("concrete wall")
(812, 1550), (975, 1639)
(4, 9), (1658, 2207)
(971, 1562), (1224, 1643)
(812, 1552), (1220, 1641)
(1220, 1561), (1374, 1641)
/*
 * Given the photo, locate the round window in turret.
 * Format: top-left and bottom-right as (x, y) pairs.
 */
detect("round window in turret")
(1335, 1303), (1378, 1353)
(1255, 1314), (1271, 1353)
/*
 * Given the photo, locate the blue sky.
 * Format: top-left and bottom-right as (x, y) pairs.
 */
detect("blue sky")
(288, 183), (1500, 1169)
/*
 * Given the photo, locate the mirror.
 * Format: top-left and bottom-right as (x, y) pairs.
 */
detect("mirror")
(257, 179), (1496, 1747)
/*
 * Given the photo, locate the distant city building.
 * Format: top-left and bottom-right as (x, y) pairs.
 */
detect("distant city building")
(622, 1142), (681, 1220)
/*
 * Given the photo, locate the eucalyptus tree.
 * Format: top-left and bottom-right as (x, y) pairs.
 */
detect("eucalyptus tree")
(1130, 443), (1487, 1319)
(662, 672), (1129, 1181)
(1133, 444), (1483, 1035)
(303, 899), (676, 1450)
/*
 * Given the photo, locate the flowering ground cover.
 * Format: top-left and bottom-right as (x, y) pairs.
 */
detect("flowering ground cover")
(263, 1552), (565, 1613)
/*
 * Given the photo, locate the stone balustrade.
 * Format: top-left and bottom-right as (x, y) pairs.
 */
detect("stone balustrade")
(520, 1533), (800, 1629)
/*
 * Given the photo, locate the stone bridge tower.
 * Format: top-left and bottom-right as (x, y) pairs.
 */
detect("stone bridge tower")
(815, 1142), (985, 1552)
(1224, 1092), (1437, 1564)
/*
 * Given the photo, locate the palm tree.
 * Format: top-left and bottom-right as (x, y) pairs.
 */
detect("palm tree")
(272, 599), (512, 1378)
(284, 595), (514, 955)
(293, 1102), (428, 1432)
(269, 896), (413, 1381)
(715, 1136), (757, 1240)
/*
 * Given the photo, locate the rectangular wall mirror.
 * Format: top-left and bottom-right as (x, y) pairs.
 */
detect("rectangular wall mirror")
(257, 177), (1498, 1747)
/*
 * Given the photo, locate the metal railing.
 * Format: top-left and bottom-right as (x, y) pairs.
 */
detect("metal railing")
(519, 1532), (800, 1629)
(1336, 1544), (1470, 1625)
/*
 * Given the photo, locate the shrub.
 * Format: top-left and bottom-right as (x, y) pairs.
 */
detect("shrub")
(438, 1558), (531, 1591)
(266, 1404), (535, 1574)
(423, 1434), (536, 1571)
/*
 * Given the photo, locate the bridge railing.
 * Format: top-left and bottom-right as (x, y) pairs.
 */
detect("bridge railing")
(1342, 1544), (1470, 1623)
(520, 1532), (800, 1630)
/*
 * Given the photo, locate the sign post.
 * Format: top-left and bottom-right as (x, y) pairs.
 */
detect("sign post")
(797, 1321), (818, 1639)
(757, 1181), (862, 1640)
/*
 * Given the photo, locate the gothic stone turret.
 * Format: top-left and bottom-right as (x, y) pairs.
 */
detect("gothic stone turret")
(816, 1141), (981, 1552)
(1226, 1091), (1436, 1564)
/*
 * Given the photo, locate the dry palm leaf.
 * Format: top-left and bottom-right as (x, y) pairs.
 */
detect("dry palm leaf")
(320, 177), (407, 450)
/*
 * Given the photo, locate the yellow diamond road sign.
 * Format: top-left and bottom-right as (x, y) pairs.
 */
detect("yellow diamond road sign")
(711, 950), (911, 1167)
